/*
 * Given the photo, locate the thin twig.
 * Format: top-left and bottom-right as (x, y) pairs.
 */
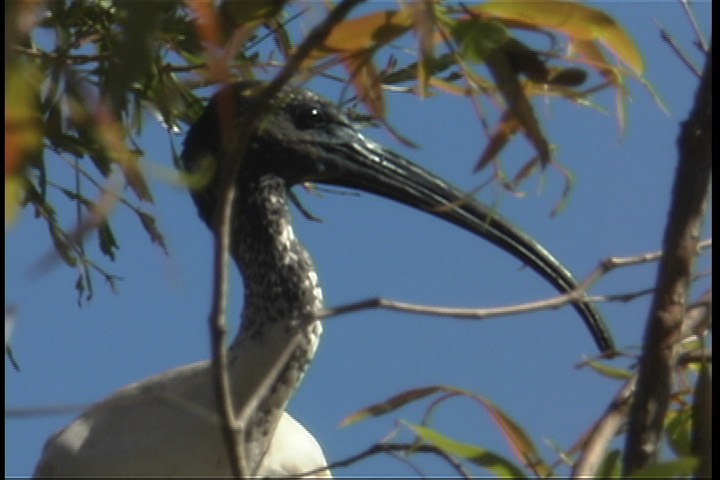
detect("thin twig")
(12, 45), (111, 63)
(680, 288), (712, 339)
(210, 172), (242, 476)
(657, 22), (702, 78)
(54, 153), (149, 218)
(5, 404), (92, 418)
(679, 0), (708, 53)
(579, 238), (711, 290)
(313, 442), (473, 479)
(6, 347), (21, 372)
(28, 180), (123, 301)
(318, 239), (711, 322)
(600, 270), (709, 304)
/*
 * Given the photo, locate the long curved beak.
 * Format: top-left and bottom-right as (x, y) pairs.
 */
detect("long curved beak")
(297, 125), (614, 353)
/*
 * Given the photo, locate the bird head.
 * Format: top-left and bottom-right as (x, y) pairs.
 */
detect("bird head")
(180, 81), (614, 353)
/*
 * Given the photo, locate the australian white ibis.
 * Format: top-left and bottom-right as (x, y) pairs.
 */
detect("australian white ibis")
(34, 81), (614, 477)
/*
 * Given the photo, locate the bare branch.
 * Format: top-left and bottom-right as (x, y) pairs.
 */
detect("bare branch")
(580, 239), (711, 288)
(680, 288), (712, 339)
(317, 442), (474, 479)
(572, 376), (637, 478)
(623, 45), (711, 474)
(679, 0), (709, 53)
(5, 404), (92, 418)
(318, 240), (711, 328)
(574, 285), (711, 477)
(658, 23), (702, 78)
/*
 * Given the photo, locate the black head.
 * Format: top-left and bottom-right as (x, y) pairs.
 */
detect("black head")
(181, 81), (365, 222)
(180, 81), (614, 353)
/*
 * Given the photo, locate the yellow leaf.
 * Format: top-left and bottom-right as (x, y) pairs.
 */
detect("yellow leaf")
(429, 76), (475, 96)
(341, 385), (447, 427)
(343, 52), (386, 120)
(94, 103), (154, 203)
(5, 62), (42, 174)
(5, 175), (25, 228)
(473, 0), (644, 75)
(308, 9), (413, 59)
(219, 0), (286, 26)
(583, 357), (634, 380)
(408, 1), (437, 97)
(475, 113), (521, 172)
(472, 395), (550, 476)
(572, 39), (621, 82)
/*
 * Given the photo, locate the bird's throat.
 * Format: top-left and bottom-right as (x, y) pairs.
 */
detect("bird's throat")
(228, 174), (324, 474)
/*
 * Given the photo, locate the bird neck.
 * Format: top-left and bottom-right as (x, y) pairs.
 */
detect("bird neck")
(228, 174), (324, 473)
(232, 175), (324, 337)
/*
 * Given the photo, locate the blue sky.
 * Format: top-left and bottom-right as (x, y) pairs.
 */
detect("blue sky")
(6, 2), (711, 477)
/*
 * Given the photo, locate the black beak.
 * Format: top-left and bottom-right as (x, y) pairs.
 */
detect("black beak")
(182, 82), (614, 353)
(293, 123), (614, 353)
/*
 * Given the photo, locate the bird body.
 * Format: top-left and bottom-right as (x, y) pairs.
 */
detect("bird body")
(35, 175), (330, 477)
(35, 81), (614, 478)
(33, 359), (329, 477)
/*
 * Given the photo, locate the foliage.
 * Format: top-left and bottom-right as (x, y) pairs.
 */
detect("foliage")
(6, 0), (642, 301)
(339, 353), (711, 478)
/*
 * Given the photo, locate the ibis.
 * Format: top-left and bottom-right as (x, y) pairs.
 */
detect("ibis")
(34, 81), (614, 477)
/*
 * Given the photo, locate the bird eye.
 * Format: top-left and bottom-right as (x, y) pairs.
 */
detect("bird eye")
(294, 105), (325, 130)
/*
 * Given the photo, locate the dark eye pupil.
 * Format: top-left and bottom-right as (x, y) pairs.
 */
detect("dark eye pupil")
(296, 106), (322, 129)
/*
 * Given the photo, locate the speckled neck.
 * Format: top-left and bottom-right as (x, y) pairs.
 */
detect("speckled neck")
(228, 174), (324, 474)
(232, 175), (323, 336)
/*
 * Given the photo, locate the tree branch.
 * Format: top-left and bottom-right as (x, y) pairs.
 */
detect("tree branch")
(318, 442), (474, 479)
(622, 44), (711, 474)
(318, 240), (711, 329)
(572, 376), (637, 477)
(572, 287), (711, 477)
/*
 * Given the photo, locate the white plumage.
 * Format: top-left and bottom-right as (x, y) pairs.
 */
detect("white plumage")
(34, 322), (330, 478)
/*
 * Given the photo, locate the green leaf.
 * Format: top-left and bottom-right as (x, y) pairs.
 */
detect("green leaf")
(595, 449), (622, 477)
(629, 457), (698, 478)
(665, 408), (693, 457)
(583, 358), (634, 380)
(137, 211), (169, 255)
(690, 361), (711, 476)
(219, 0), (286, 26)
(450, 19), (508, 64)
(98, 221), (119, 261)
(57, 186), (93, 208)
(404, 422), (527, 478)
